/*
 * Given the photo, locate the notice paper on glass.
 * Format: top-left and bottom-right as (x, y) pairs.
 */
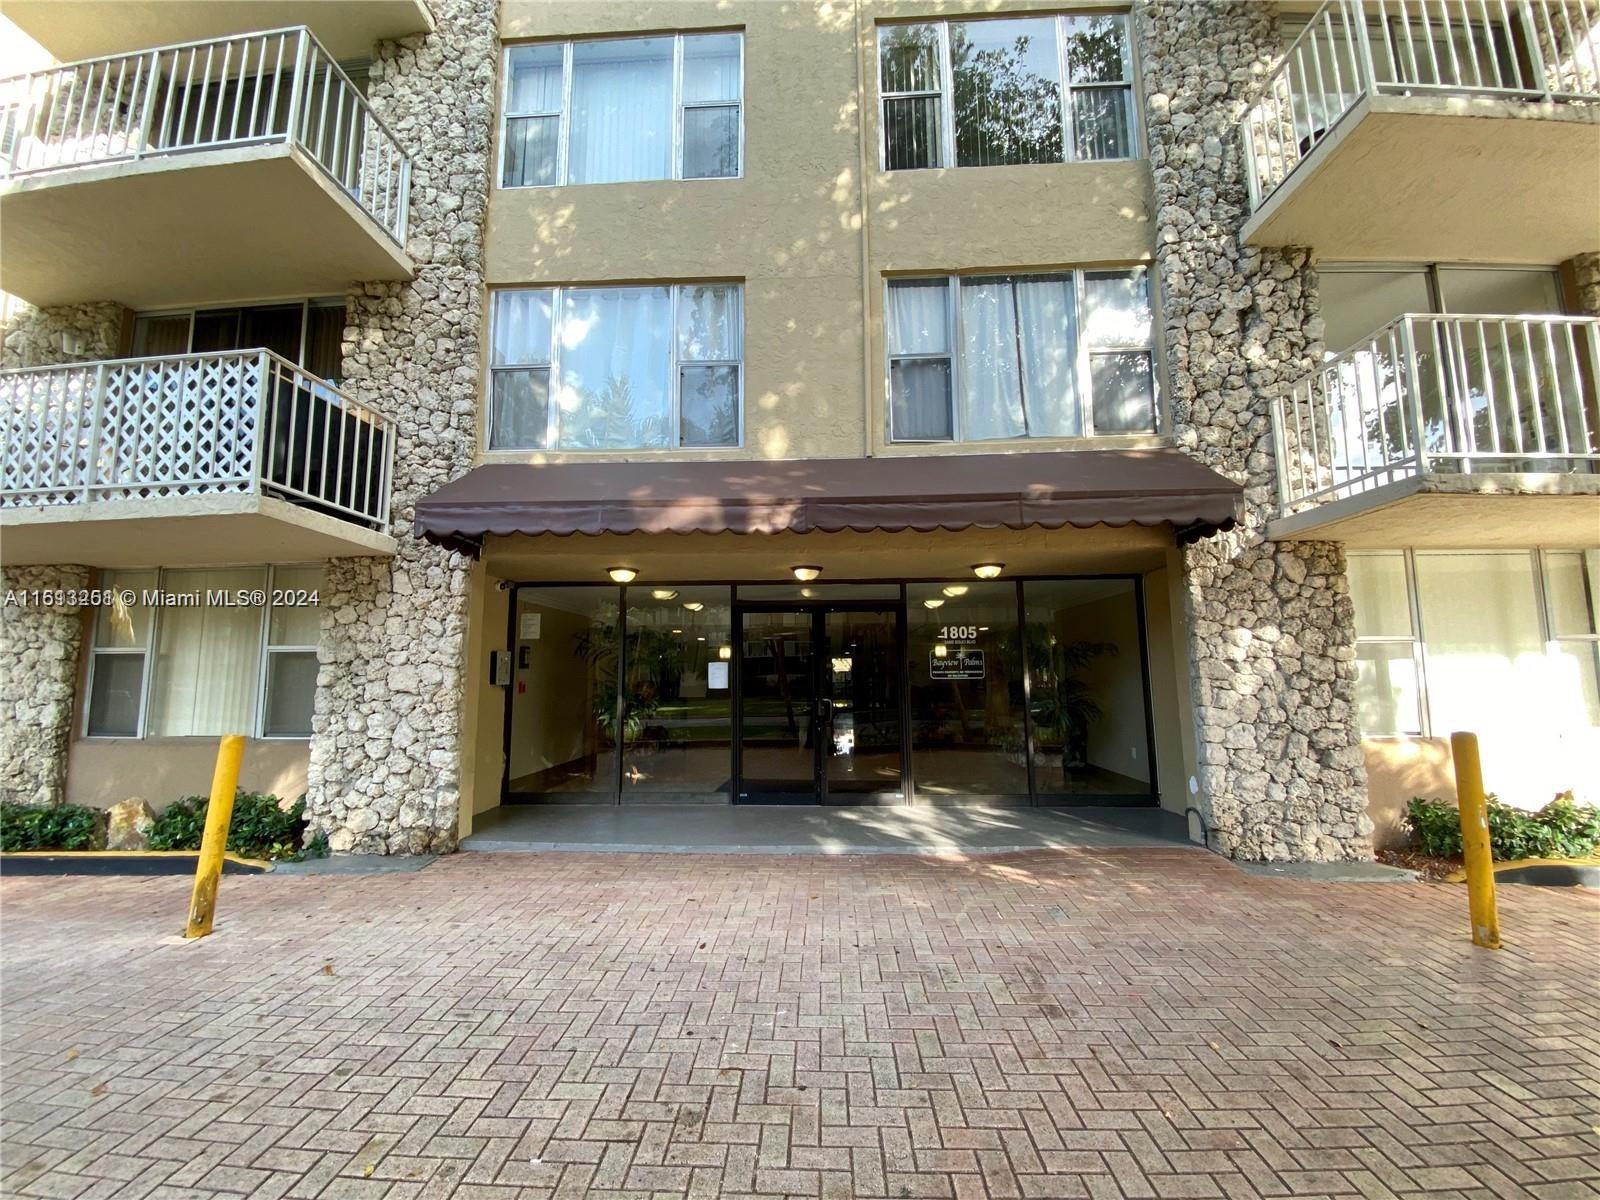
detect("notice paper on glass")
(519, 612), (541, 640)
(707, 661), (730, 689)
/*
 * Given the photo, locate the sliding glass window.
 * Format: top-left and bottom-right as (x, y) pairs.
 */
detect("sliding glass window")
(501, 32), (743, 187)
(887, 269), (1155, 442)
(879, 12), (1136, 171)
(489, 284), (743, 451)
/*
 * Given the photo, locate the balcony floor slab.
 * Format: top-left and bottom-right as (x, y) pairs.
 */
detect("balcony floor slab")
(0, 492), (396, 567)
(1244, 94), (1600, 263)
(0, 143), (413, 309)
(1267, 473), (1600, 547)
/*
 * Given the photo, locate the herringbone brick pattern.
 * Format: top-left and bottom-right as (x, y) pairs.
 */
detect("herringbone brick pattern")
(1, 849), (1597, 1199)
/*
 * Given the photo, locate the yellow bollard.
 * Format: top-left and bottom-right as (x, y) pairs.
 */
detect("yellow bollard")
(1451, 731), (1500, 950)
(183, 734), (245, 940)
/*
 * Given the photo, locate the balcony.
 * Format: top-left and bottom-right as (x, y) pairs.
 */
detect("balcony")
(1268, 314), (1600, 546)
(0, 350), (397, 566)
(0, 28), (414, 309)
(2, 1), (434, 65)
(1241, 0), (1600, 262)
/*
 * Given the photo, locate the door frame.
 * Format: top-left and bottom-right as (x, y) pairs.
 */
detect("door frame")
(731, 599), (907, 805)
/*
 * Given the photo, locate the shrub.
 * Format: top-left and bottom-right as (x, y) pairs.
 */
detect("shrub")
(0, 802), (104, 851)
(149, 790), (308, 860)
(1405, 793), (1600, 861)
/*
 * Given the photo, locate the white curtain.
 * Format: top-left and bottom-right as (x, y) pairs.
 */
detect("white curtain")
(683, 34), (740, 103)
(557, 287), (672, 448)
(958, 282), (1026, 440)
(568, 38), (673, 184)
(1015, 277), (1079, 437)
(886, 281), (947, 355)
(678, 285), (740, 361)
(508, 44), (563, 112)
(147, 568), (264, 737)
(492, 290), (553, 366)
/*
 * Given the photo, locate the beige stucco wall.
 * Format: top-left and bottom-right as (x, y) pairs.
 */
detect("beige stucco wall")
(486, 0), (1158, 467)
(65, 737), (310, 810)
(1364, 731), (1600, 850)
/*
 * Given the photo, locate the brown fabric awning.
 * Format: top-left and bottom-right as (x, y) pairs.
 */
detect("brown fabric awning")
(413, 449), (1242, 555)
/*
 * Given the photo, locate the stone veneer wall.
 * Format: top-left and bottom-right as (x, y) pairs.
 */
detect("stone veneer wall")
(0, 302), (127, 807)
(302, 0), (495, 853)
(1569, 252), (1600, 316)
(1137, 0), (1372, 860)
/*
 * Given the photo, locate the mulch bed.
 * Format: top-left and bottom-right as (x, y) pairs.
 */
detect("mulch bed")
(1376, 847), (1461, 883)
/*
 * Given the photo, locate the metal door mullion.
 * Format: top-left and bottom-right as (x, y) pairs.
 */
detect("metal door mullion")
(731, 604), (745, 802)
(1016, 578), (1038, 805)
(614, 585), (627, 803)
(813, 607), (827, 803)
(898, 585), (914, 806)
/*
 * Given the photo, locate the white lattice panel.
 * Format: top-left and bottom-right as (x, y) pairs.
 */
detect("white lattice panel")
(0, 370), (93, 507)
(96, 357), (259, 500)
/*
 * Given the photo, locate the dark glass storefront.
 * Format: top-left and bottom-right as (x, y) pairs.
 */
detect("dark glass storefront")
(504, 578), (1158, 806)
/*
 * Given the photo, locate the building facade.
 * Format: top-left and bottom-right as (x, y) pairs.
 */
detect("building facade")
(2, 0), (1596, 860)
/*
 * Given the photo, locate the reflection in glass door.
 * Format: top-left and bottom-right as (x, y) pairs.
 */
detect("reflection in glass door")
(822, 609), (903, 801)
(736, 610), (817, 802)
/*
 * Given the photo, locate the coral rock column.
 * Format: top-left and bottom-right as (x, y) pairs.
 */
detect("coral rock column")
(1138, 0), (1373, 861)
(303, 0), (496, 854)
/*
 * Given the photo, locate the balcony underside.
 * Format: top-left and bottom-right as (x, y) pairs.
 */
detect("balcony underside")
(1267, 473), (1600, 547)
(0, 493), (396, 567)
(0, 144), (414, 309)
(3, 1), (434, 62)
(1243, 95), (1600, 263)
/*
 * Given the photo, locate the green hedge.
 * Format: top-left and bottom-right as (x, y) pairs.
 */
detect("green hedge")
(1406, 793), (1600, 861)
(0, 802), (105, 851)
(148, 790), (310, 861)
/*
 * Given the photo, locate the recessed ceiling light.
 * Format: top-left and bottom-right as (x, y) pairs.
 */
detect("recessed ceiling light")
(791, 565), (822, 582)
(682, 601), (705, 612)
(971, 563), (1004, 580)
(942, 585), (969, 597)
(923, 598), (944, 609)
(651, 588), (679, 600)
(607, 567), (637, 584)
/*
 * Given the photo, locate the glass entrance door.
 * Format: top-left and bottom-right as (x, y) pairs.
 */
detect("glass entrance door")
(735, 605), (904, 804)
(821, 608), (903, 801)
(736, 609), (818, 802)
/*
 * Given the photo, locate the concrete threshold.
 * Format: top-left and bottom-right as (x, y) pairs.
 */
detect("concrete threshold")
(461, 804), (1195, 856)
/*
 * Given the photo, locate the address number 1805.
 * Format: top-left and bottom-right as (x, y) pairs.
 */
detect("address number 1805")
(939, 625), (978, 640)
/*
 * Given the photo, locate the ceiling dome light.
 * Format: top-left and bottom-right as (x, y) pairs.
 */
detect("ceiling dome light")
(971, 563), (1004, 580)
(923, 598), (944, 609)
(941, 585), (969, 597)
(682, 601), (705, 612)
(791, 565), (822, 582)
(650, 588), (679, 601)
(608, 567), (638, 584)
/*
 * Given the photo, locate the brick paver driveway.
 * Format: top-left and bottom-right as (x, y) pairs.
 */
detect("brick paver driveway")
(2, 849), (1597, 1200)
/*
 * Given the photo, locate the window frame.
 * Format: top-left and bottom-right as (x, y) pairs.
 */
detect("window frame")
(1349, 547), (1600, 737)
(82, 564), (322, 741)
(498, 31), (746, 190)
(884, 267), (1159, 444)
(876, 11), (1140, 172)
(129, 298), (347, 376)
(486, 283), (746, 453)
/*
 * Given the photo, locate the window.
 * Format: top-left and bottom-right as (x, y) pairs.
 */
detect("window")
(501, 32), (743, 187)
(1318, 264), (1564, 353)
(1348, 549), (1600, 738)
(130, 299), (347, 383)
(489, 283), (743, 451)
(84, 567), (323, 739)
(878, 13), (1136, 171)
(886, 268), (1155, 442)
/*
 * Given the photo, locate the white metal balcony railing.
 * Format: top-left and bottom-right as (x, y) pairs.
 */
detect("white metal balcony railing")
(1244, 0), (1600, 208)
(0, 350), (394, 530)
(1271, 314), (1600, 511)
(0, 27), (410, 243)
